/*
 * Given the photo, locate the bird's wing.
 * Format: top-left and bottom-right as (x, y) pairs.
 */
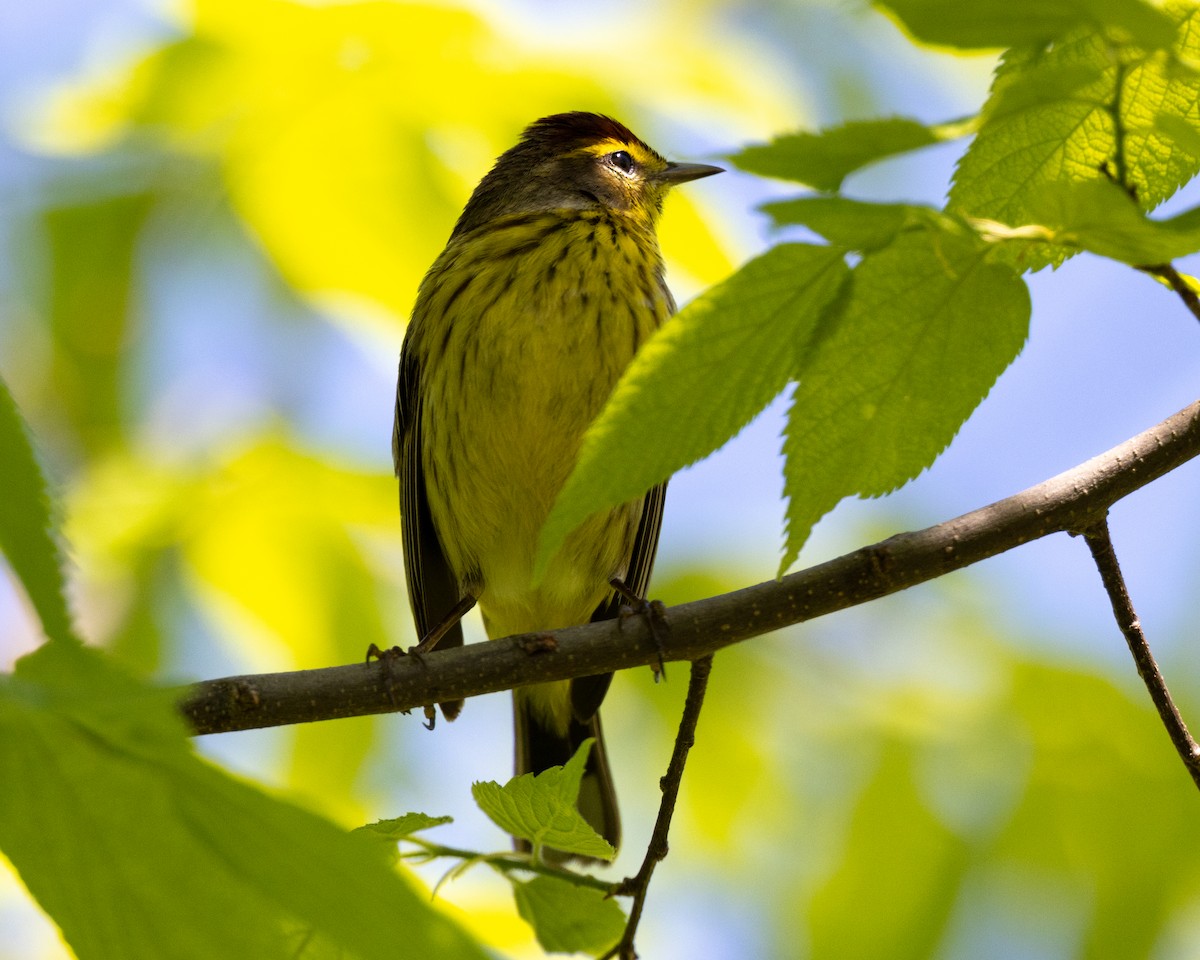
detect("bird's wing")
(571, 481), (668, 722)
(396, 342), (465, 717)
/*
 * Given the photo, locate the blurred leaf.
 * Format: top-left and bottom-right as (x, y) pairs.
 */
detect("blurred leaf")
(287, 713), (380, 824)
(539, 244), (849, 577)
(0, 378), (76, 644)
(781, 228), (1030, 569)
(33, 0), (773, 326)
(762, 197), (958, 251)
(730, 117), (970, 191)
(1154, 109), (1200, 157)
(105, 552), (174, 675)
(284, 547), (391, 811)
(472, 740), (614, 861)
(43, 193), (153, 454)
(1000, 663), (1200, 958)
(875, 0), (1178, 50)
(0, 641), (487, 960)
(950, 5), (1200, 269)
(183, 439), (396, 667)
(513, 875), (625, 956)
(65, 452), (199, 670)
(807, 741), (970, 960)
(70, 439), (398, 670)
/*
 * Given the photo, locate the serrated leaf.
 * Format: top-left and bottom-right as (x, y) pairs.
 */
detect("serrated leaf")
(762, 198), (956, 251)
(781, 229), (1030, 570)
(1018, 178), (1200, 262)
(950, 7), (1200, 270)
(730, 117), (969, 191)
(981, 63), (1107, 122)
(537, 245), (850, 577)
(875, 0), (1177, 50)
(472, 740), (614, 861)
(0, 377), (76, 645)
(513, 875), (625, 956)
(358, 813), (454, 841)
(0, 642), (487, 960)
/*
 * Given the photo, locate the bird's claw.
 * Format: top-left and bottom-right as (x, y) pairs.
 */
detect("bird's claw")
(617, 595), (670, 681)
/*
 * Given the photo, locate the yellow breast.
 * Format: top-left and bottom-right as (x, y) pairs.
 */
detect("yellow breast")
(409, 210), (672, 636)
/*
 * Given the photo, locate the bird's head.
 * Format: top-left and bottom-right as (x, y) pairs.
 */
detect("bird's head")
(452, 112), (722, 237)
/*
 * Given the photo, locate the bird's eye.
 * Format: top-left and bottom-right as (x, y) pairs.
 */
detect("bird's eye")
(608, 150), (635, 175)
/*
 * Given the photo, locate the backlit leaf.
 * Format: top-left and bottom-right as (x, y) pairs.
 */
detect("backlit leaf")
(539, 245), (850, 576)
(472, 740), (614, 861)
(950, 5), (1200, 269)
(781, 228), (1030, 569)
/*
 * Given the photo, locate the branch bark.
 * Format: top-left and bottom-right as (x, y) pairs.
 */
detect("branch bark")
(605, 655), (713, 960)
(1083, 520), (1200, 788)
(181, 398), (1200, 737)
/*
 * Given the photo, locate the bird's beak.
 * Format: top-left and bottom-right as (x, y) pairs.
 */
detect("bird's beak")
(655, 161), (724, 184)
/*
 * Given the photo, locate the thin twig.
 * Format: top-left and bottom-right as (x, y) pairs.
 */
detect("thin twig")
(603, 656), (714, 960)
(1083, 519), (1200, 789)
(178, 399), (1200, 736)
(1137, 263), (1200, 325)
(399, 841), (613, 892)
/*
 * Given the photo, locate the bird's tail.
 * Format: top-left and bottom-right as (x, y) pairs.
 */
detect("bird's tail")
(513, 690), (620, 859)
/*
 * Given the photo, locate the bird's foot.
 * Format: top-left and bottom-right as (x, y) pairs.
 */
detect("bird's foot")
(611, 578), (670, 681)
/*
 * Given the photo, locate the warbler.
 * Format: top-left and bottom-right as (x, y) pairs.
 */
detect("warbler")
(393, 112), (721, 853)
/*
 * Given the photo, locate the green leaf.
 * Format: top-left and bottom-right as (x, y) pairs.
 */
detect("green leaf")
(472, 739), (615, 861)
(0, 641), (487, 960)
(537, 245), (850, 578)
(808, 741), (970, 960)
(730, 117), (970, 191)
(1016, 178), (1200, 262)
(1002, 662), (1200, 956)
(781, 229), (1030, 570)
(358, 813), (455, 841)
(950, 6), (1200, 269)
(43, 193), (154, 455)
(0, 377), (76, 644)
(762, 197), (953, 251)
(875, 0), (1178, 50)
(981, 62), (1108, 123)
(513, 875), (625, 956)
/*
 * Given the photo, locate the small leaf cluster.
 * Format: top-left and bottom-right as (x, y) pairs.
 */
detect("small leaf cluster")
(539, 0), (1200, 575)
(369, 741), (625, 957)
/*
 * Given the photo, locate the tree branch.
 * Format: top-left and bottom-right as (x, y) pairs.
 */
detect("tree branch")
(180, 398), (1200, 737)
(1082, 520), (1200, 789)
(605, 655), (713, 960)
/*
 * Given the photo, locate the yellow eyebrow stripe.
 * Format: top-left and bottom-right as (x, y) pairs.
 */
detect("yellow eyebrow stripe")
(579, 140), (663, 168)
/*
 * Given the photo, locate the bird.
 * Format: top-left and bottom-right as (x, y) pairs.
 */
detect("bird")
(393, 111), (721, 855)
